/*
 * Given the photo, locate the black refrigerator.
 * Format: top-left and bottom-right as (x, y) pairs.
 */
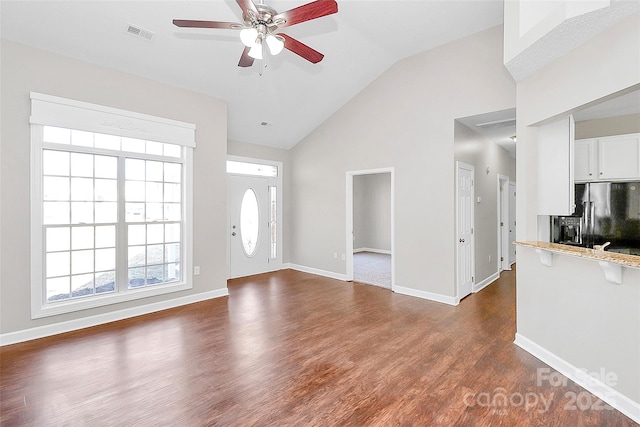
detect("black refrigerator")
(551, 181), (640, 255)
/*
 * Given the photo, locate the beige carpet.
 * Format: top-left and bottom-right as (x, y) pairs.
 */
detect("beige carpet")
(353, 251), (391, 289)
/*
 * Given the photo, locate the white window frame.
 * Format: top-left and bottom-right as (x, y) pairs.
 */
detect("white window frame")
(30, 92), (195, 319)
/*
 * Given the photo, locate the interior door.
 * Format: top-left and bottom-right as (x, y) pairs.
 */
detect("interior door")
(456, 162), (474, 300)
(228, 175), (270, 278)
(509, 181), (516, 265)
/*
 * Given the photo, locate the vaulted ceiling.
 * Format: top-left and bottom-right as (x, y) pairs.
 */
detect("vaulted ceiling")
(1, 1), (504, 148)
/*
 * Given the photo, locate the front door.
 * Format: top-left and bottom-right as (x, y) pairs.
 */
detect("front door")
(456, 162), (474, 300)
(228, 175), (271, 278)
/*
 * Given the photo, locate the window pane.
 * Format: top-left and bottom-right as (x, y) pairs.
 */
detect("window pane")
(72, 226), (94, 250)
(44, 202), (70, 225)
(164, 203), (181, 221)
(46, 252), (70, 277)
(71, 130), (94, 147)
(95, 155), (117, 179)
(96, 271), (116, 294)
(95, 179), (117, 201)
(95, 248), (116, 271)
(227, 160), (277, 177)
(165, 263), (180, 281)
(43, 126), (70, 145)
(71, 249), (94, 275)
(71, 202), (93, 224)
(146, 203), (163, 221)
(240, 189), (259, 256)
(71, 273), (94, 298)
(126, 181), (145, 202)
(165, 243), (180, 263)
(95, 225), (116, 248)
(165, 223), (180, 242)
(43, 177), (70, 201)
(126, 203), (145, 222)
(164, 163), (181, 183)
(95, 202), (117, 224)
(43, 150), (69, 176)
(128, 245), (145, 267)
(128, 267), (146, 288)
(95, 133), (120, 150)
(71, 178), (93, 201)
(146, 161), (163, 181)
(147, 224), (163, 244)
(125, 159), (145, 181)
(146, 182), (163, 202)
(71, 153), (94, 177)
(147, 265), (163, 284)
(147, 244), (163, 265)
(164, 183), (180, 202)
(128, 224), (146, 245)
(46, 227), (70, 252)
(164, 144), (181, 158)
(47, 276), (70, 301)
(146, 141), (163, 155)
(121, 137), (145, 153)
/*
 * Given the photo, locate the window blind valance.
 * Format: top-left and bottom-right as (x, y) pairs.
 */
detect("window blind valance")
(30, 92), (196, 148)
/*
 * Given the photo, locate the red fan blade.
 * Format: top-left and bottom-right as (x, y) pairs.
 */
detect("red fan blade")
(278, 33), (324, 64)
(236, 0), (258, 17)
(173, 19), (241, 30)
(274, 0), (338, 28)
(238, 46), (255, 67)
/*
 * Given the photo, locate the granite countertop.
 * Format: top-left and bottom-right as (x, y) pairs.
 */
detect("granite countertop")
(515, 241), (640, 269)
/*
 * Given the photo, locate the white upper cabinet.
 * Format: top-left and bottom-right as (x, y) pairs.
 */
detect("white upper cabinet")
(575, 133), (640, 182)
(537, 115), (575, 215)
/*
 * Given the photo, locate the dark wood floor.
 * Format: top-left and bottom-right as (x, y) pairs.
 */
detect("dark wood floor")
(1, 268), (636, 426)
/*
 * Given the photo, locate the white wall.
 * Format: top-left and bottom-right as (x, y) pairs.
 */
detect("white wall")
(575, 113), (640, 139)
(288, 25), (515, 299)
(454, 121), (516, 284)
(0, 40), (228, 335)
(514, 11), (640, 407)
(353, 173), (391, 252)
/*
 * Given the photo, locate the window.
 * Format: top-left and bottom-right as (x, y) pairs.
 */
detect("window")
(31, 93), (195, 318)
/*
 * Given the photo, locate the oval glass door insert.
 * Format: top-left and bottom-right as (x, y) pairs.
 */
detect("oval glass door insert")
(240, 188), (260, 257)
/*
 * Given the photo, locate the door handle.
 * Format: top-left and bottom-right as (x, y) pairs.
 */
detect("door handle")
(231, 232), (236, 236)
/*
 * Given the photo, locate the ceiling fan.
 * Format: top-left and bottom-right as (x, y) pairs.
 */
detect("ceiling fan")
(173, 0), (338, 69)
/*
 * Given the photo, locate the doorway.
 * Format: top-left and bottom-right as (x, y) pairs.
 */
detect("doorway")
(227, 156), (282, 279)
(456, 162), (475, 300)
(497, 174), (511, 271)
(346, 168), (394, 290)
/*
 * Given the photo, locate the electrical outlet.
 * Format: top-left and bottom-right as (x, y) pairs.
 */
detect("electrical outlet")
(488, 255), (491, 263)
(333, 252), (338, 259)
(194, 266), (200, 275)
(341, 253), (345, 261)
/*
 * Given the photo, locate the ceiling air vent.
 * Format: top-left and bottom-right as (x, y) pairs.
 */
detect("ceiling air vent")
(475, 118), (516, 130)
(126, 24), (154, 41)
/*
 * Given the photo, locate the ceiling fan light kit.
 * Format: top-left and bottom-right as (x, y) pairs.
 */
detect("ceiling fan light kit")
(173, 0), (338, 71)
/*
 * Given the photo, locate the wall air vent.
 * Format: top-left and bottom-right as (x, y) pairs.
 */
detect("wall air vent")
(475, 118), (516, 129)
(126, 24), (154, 41)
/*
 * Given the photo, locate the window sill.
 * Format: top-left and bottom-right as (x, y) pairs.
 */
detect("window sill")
(31, 281), (193, 319)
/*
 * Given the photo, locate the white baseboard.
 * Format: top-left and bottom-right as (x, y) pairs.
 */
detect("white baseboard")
(514, 333), (640, 424)
(354, 248), (392, 255)
(284, 263), (348, 281)
(394, 285), (458, 306)
(0, 288), (229, 347)
(473, 271), (499, 293)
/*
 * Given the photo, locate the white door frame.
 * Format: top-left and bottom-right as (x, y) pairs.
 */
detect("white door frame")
(227, 155), (283, 279)
(497, 174), (510, 271)
(456, 161), (475, 300)
(508, 181), (517, 267)
(346, 167), (395, 290)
